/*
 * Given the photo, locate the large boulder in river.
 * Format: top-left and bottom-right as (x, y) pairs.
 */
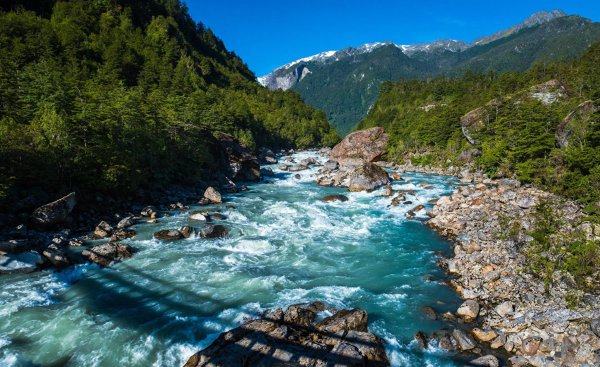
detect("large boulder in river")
(330, 127), (388, 166)
(347, 163), (391, 192)
(203, 186), (222, 204)
(214, 132), (260, 182)
(82, 243), (133, 267)
(30, 192), (76, 228)
(183, 302), (389, 367)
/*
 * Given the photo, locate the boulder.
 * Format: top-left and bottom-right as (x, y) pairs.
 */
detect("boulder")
(421, 306), (437, 320)
(82, 243), (133, 267)
(330, 127), (389, 166)
(415, 331), (428, 349)
(178, 226), (195, 239)
(456, 300), (480, 321)
(494, 301), (514, 317)
(110, 229), (136, 241)
(94, 221), (113, 238)
(288, 165), (308, 172)
(153, 229), (184, 241)
(347, 163), (391, 192)
(469, 355), (500, 367)
(183, 303), (389, 367)
(324, 160), (339, 170)
(0, 251), (44, 275)
(522, 336), (542, 356)
(140, 206), (156, 217)
(452, 329), (477, 351)
(315, 308), (368, 334)
(188, 213), (207, 221)
(117, 216), (136, 229)
(472, 328), (497, 343)
(320, 195), (349, 202)
(209, 213), (227, 221)
(42, 247), (72, 267)
(214, 132), (260, 182)
(200, 224), (228, 239)
(30, 192), (76, 228)
(204, 187), (222, 204)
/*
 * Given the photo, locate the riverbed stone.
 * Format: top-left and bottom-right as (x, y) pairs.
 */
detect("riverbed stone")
(82, 243), (133, 266)
(470, 355), (500, 367)
(456, 300), (480, 321)
(452, 329), (477, 351)
(472, 328), (498, 342)
(320, 195), (349, 202)
(153, 229), (184, 241)
(30, 192), (76, 228)
(200, 224), (228, 239)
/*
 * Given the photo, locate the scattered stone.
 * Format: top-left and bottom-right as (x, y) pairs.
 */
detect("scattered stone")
(495, 301), (514, 317)
(140, 206), (156, 217)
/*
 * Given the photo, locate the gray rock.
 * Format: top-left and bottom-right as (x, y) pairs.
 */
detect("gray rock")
(153, 229), (184, 241)
(42, 247), (71, 267)
(347, 163), (390, 192)
(30, 192), (76, 228)
(495, 301), (514, 317)
(469, 355), (499, 367)
(452, 329), (477, 351)
(456, 300), (480, 321)
(117, 216), (136, 229)
(204, 187), (222, 204)
(320, 195), (349, 202)
(110, 228), (136, 241)
(315, 308), (368, 334)
(82, 243), (133, 267)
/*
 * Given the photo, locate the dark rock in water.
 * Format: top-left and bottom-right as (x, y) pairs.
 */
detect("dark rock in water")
(411, 204), (425, 213)
(209, 213), (227, 221)
(140, 206), (156, 217)
(183, 302), (389, 367)
(382, 184), (393, 197)
(321, 195), (349, 202)
(294, 174), (301, 179)
(330, 127), (389, 166)
(110, 229), (136, 241)
(198, 198), (211, 206)
(30, 192), (76, 228)
(0, 251), (44, 274)
(94, 221), (113, 238)
(204, 187), (222, 204)
(278, 164), (289, 171)
(347, 162), (390, 192)
(300, 157), (318, 166)
(415, 331), (428, 349)
(260, 168), (275, 177)
(200, 224), (228, 239)
(259, 147), (277, 164)
(421, 306), (437, 320)
(42, 247), (72, 267)
(117, 216), (136, 229)
(82, 243), (133, 267)
(178, 226), (195, 239)
(153, 229), (184, 241)
(214, 132), (260, 182)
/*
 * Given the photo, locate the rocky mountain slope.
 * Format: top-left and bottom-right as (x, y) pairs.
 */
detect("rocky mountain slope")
(259, 10), (600, 135)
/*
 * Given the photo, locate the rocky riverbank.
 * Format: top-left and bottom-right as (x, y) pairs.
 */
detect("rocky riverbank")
(426, 178), (600, 366)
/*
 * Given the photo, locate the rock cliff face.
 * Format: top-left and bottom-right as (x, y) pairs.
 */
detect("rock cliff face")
(427, 179), (600, 366)
(184, 302), (389, 367)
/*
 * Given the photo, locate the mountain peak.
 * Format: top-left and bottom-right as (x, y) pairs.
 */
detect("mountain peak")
(474, 9), (567, 45)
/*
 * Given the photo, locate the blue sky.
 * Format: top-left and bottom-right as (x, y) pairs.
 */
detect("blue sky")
(187, 1), (600, 76)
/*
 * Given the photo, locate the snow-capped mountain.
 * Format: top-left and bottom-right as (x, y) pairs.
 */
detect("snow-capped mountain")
(256, 10), (600, 136)
(258, 10), (567, 91)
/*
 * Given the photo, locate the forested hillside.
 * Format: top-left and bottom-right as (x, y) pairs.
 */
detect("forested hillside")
(0, 0), (338, 208)
(358, 42), (600, 218)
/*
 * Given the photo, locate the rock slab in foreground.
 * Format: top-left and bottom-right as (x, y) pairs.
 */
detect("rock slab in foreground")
(184, 302), (389, 367)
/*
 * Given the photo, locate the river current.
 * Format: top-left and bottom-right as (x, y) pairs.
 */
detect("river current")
(0, 151), (464, 366)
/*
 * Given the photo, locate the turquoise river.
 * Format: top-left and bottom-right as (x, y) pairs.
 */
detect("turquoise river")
(0, 151), (467, 366)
